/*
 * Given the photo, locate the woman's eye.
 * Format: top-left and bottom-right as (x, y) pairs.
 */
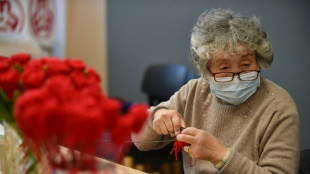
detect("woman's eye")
(242, 64), (250, 67)
(220, 66), (228, 70)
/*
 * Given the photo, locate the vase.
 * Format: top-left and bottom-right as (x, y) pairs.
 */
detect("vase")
(0, 120), (46, 174)
(0, 121), (138, 174)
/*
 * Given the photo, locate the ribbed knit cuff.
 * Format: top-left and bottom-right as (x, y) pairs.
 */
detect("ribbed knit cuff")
(151, 106), (168, 121)
(219, 149), (242, 173)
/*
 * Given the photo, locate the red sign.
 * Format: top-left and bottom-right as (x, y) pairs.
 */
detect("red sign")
(0, 0), (24, 33)
(29, 0), (55, 40)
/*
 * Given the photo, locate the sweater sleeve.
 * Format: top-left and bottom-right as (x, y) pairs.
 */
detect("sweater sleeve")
(220, 97), (301, 174)
(131, 79), (194, 151)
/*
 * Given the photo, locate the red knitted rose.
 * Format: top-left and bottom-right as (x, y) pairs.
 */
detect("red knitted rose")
(0, 53), (149, 171)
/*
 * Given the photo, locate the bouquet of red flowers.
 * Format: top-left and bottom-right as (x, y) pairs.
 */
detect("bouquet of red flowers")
(0, 53), (148, 172)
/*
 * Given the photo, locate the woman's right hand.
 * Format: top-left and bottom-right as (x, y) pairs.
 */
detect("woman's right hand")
(152, 109), (186, 137)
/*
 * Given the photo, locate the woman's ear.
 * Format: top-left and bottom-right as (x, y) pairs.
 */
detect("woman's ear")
(254, 51), (260, 69)
(202, 66), (211, 80)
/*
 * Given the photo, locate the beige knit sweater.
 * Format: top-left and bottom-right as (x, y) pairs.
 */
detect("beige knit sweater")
(132, 77), (301, 174)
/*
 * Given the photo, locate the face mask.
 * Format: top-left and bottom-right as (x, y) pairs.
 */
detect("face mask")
(207, 74), (260, 105)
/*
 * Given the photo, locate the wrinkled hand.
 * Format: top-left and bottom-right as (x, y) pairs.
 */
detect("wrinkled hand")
(176, 127), (227, 165)
(152, 109), (186, 137)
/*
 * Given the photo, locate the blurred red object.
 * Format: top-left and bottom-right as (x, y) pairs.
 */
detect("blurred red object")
(0, 53), (149, 172)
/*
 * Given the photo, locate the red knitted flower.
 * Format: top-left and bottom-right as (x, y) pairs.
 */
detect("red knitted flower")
(42, 58), (69, 77)
(65, 59), (86, 71)
(2, 53), (150, 171)
(0, 58), (9, 72)
(0, 53), (31, 99)
(0, 68), (20, 99)
(8, 53), (31, 66)
(21, 60), (46, 90)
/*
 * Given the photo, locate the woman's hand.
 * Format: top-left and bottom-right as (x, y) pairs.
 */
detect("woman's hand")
(176, 127), (227, 165)
(152, 109), (186, 137)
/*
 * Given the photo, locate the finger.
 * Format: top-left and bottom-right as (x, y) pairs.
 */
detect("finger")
(153, 125), (162, 134)
(162, 117), (175, 135)
(158, 121), (169, 135)
(184, 145), (190, 153)
(181, 119), (186, 129)
(176, 133), (196, 145)
(153, 119), (168, 135)
(153, 117), (169, 135)
(180, 127), (186, 134)
(180, 127), (199, 136)
(172, 115), (182, 135)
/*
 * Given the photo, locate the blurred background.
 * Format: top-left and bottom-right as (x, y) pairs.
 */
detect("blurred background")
(1, 0), (309, 173)
(107, 0), (310, 149)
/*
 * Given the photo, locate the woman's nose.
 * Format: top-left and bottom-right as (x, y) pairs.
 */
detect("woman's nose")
(231, 66), (242, 73)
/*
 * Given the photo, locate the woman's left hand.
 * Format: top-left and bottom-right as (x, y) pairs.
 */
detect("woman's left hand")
(176, 127), (227, 165)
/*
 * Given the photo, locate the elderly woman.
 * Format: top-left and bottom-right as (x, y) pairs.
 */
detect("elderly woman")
(132, 8), (300, 173)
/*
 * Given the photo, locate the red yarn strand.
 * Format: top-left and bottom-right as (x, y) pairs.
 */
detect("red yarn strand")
(170, 138), (197, 167)
(190, 158), (197, 167)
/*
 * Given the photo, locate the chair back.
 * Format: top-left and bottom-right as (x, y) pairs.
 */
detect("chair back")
(142, 64), (197, 106)
(299, 149), (310, 174)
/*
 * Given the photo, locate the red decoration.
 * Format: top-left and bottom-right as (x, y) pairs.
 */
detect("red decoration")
(0, 0), (25, 33)
(0, 53), (149, 171)
(29, 0), (55, 40)
(170, 136), (197, 167)
(170, 138), (189, 160)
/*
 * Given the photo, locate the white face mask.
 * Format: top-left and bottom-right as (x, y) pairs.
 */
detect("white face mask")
(207, 74), (260, 105)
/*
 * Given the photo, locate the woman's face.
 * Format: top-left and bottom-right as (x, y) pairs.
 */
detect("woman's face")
(208, 50), (258, 75)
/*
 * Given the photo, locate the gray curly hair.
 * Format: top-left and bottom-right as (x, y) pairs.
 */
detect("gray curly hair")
(190, 8), (274, 74)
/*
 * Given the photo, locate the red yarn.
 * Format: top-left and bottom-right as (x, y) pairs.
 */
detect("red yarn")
(170, 138), (189, 160)
(170, 138), (197, 167)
